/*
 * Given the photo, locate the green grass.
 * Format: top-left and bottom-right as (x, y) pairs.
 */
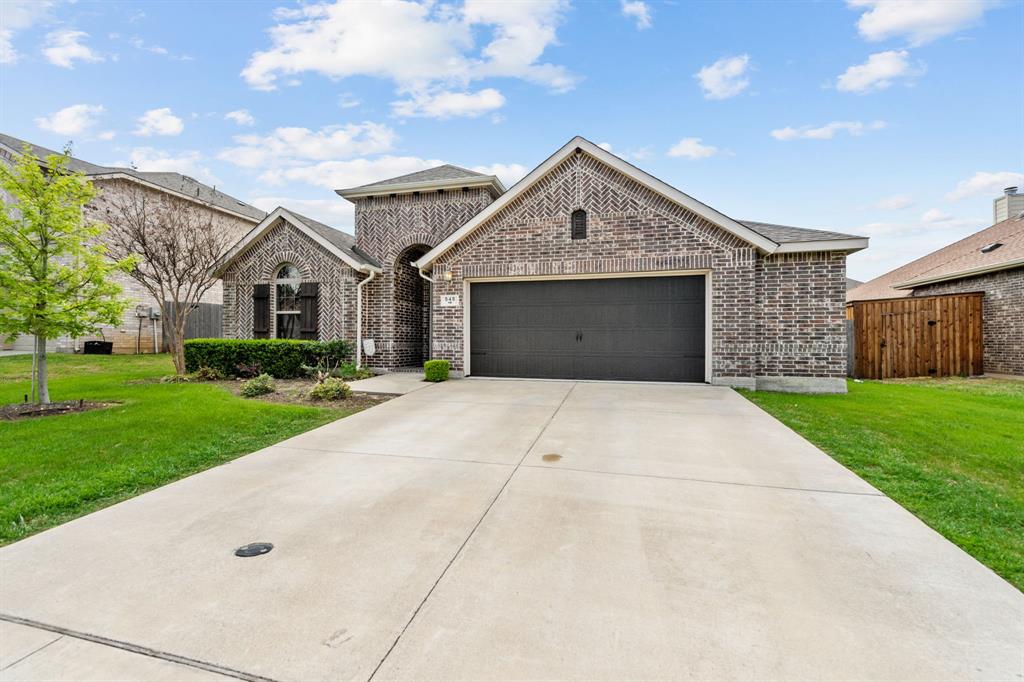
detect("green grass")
(743, 378), (1024, 591)
(0, 353), (358, 545)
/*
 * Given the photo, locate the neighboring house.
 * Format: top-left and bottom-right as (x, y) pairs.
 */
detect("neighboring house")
(846, 277), (863, 291)
(994, 186), (1024, 224)
(217, 137), (867, 393)
(847, 213), (1024, 376)
(0, 133), (265, 354)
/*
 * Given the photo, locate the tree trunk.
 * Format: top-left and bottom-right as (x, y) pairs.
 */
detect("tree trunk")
(35, 335), (50, 405)
(167, 312), (187, 375)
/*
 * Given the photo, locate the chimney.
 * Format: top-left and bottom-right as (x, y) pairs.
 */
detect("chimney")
(994, 186), (1024, 223)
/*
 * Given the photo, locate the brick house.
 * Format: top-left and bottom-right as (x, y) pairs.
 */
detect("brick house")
(0, 133), (265, 354)
(217, 137), (868, 392)
(848, 209), (1024, 376)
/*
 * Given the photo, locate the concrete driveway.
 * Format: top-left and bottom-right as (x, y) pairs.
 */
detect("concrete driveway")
(1, 380), (1021, 681)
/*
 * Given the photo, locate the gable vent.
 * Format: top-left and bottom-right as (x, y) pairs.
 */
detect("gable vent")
(571, 209), (587, 240)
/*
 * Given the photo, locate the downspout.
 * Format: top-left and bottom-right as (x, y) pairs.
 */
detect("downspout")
(416, 266), (434, 363)
(355, 268), (377, 369)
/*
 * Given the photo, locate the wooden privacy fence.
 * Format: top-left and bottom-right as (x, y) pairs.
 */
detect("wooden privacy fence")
(848, 292), (983, 379)
(162, 302), (223, 351)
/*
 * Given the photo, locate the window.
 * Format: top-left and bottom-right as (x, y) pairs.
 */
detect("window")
(275, 264), (302, 339)
(571, 209), (587, 240)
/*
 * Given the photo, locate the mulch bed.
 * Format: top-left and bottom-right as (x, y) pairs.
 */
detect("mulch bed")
(216, 378), (394, 409)
(1, 400), (117, 421)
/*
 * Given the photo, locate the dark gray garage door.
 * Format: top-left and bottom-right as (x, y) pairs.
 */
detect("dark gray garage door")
(469, 276), (705, 382)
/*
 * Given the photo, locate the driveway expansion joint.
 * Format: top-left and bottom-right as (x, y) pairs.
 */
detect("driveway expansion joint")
(1, 631), (62, 671)
(365, 382), (579, 682)
(518, 464), (887, 497)
(0, 613), (274, 682)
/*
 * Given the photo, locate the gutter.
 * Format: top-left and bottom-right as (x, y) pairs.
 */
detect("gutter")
(355, 267), (377, 369)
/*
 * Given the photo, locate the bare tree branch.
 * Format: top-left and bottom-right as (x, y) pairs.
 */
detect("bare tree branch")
(104, 183), (233, 374)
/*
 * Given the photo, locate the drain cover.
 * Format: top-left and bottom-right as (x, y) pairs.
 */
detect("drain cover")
(235, 542), (273, 557)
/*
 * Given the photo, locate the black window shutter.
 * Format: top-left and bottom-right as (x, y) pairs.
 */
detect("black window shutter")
(299, 282), (319, 340)
(253, 284), (270, 338)
(571, 209), (587, 240)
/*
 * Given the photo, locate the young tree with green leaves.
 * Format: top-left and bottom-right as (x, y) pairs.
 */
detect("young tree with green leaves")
(0, 146), (134, 404)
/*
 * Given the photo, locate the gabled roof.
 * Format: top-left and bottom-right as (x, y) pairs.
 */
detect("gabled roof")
(213, 207), (381, 277)
(0, 132), (266, 222)
(847, 215), (1024, 301)
(336, 163), (504, 200)
(414, 137), (868, 269)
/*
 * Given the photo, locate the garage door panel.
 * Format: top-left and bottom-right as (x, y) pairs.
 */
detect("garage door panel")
(470, 276), (706, 382)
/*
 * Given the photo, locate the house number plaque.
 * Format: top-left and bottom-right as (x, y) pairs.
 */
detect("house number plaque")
(440, 294), (460, 307)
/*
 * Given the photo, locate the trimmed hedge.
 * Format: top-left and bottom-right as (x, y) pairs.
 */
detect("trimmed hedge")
(424, 359), (450, 382)
(184, 338), (354, 379)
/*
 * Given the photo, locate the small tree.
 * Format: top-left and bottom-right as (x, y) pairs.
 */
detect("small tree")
(104, 183), (234, 375)
(0, 147), (133, 404)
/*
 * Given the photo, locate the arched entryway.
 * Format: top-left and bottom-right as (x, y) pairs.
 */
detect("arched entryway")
(393, 244), (431, 368)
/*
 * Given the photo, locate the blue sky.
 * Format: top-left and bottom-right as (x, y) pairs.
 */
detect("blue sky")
(1, 0), (1021, 280)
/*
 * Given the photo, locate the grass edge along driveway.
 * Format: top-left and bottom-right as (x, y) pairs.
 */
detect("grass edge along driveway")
(743, 378), (1024, 592)
(0, 353), (361, 545)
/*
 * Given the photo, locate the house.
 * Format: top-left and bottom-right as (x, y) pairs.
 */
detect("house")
(0, 133), (265, 354)
(845, 277), (863, 290)
(847, 211), (1024, 376)
(215, 136), (868, 393)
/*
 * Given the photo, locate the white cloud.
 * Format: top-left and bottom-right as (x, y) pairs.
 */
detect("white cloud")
(848, 0), (996, 46)
(42, 29), (104, 68)
(219, 122), (396, 169)
(621, 0), (652, 29)
(1, 0), (53, 64)
(771, 120), (886, 141)
(259, 155), (446, 190)
(392, 88), (505, 119)
(597, 142), (613, 152)
(920, 208), (952, 223)
(250, 196), (355, 229)
(97, 130), (116, 141)
(667, 137), (720, 159)
(121, 148), (219, 185)
(134, 108), (185, 136)
(34, 104), (105, 135)
(128, 36), (193, 61)
(694, 54), (750, 100)
(241, 0), (575, 109)
(471, 162), (528, 188)
(338, 93), (361, 109)
(873, 194), (915, 210)
(947, 171), (1024, 201)
(224, 109), (256, 126)
(836, 49), (924, 93)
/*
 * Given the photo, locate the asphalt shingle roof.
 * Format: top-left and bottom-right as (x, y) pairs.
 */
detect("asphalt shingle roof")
(0, 133), (266, 222)
(847, 216), (1024, 301)
(739, 220), (863, 244)
(357, 164), (489, 189)
(286, 210), (382, 268)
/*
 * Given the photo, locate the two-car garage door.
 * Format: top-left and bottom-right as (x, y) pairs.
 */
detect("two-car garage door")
(469, 275), (706, 382)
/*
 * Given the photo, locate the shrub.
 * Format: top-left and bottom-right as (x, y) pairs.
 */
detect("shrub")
(194, 366), (225, 381)
(309, 377), (351, 401)
(424, 359), (450, 382)
(335, 361), (374, 381)
(184, 339), (354, 379)
(240, 374), (275, 397)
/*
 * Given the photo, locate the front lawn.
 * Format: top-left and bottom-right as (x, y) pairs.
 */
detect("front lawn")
(0, 353), (364, 545)
(743, 378), (1024, 592)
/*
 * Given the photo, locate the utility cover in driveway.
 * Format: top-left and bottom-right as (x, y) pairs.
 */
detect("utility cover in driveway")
(469, 276), (705, 381)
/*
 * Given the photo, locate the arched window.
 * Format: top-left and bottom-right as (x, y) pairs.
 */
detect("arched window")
(275, 264), (302, 339)
(571, 209), (587, 240)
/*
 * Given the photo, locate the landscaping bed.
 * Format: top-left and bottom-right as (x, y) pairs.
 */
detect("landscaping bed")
(218, 377), (392, 409)
(0, 399), (117, 421)
(743, 377), (1024, 592)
